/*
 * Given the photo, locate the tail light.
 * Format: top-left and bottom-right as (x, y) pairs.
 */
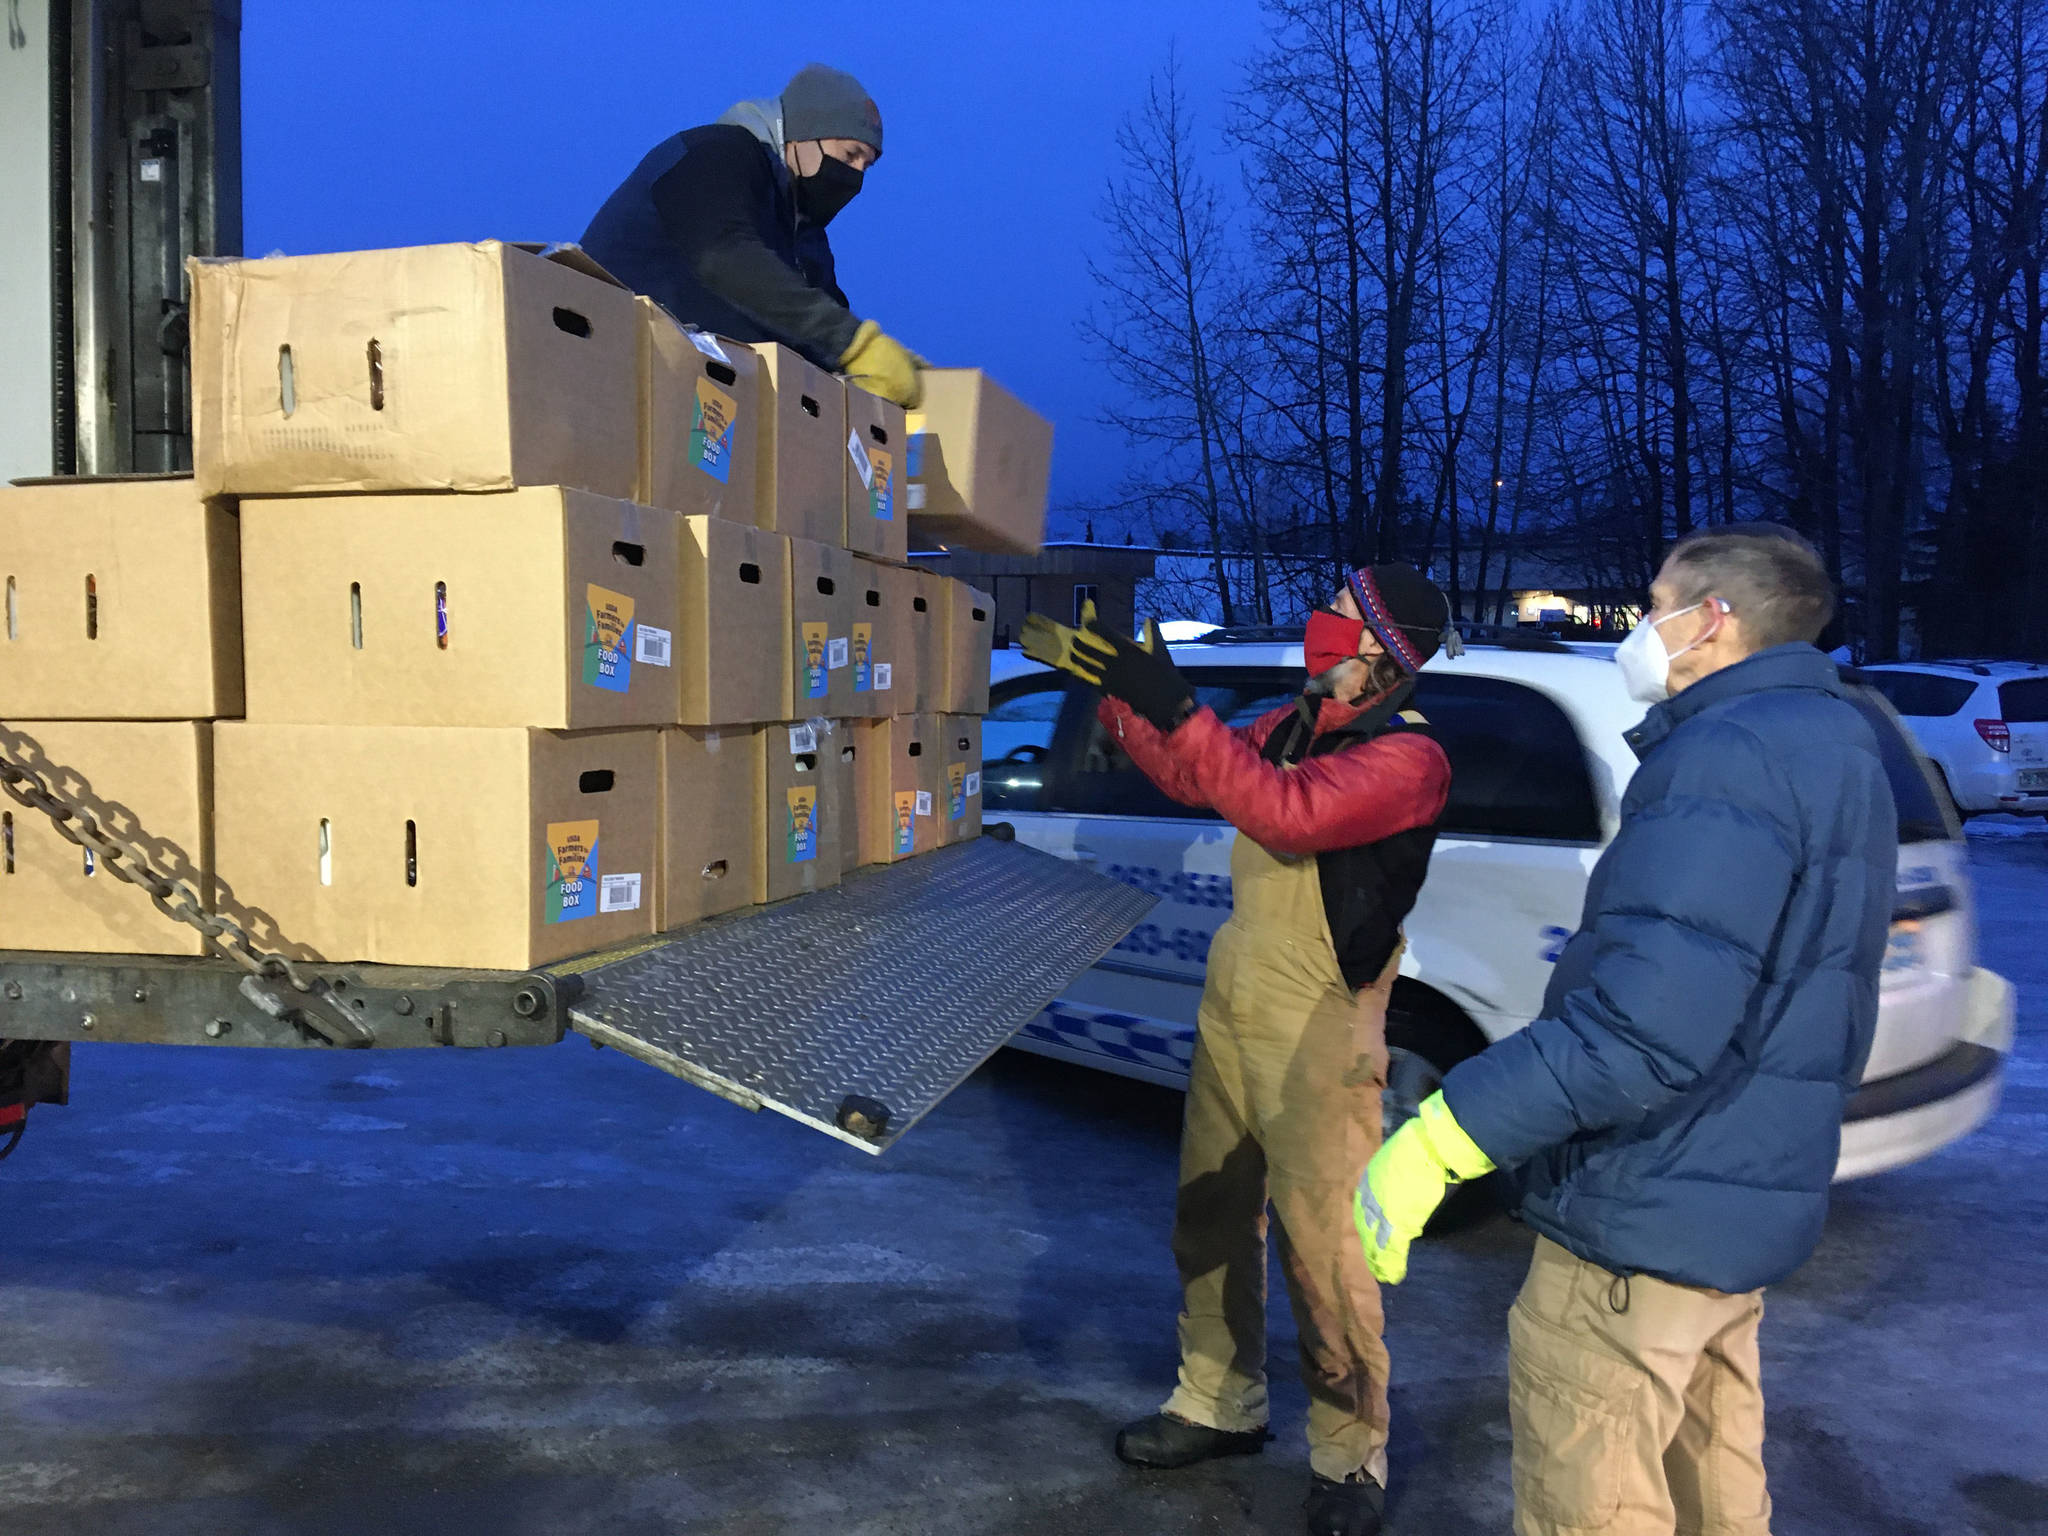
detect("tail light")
(1975, 718), (2011, 752)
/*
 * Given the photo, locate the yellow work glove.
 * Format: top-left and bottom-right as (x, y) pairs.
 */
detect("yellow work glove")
(1354, 1092), (1494, 1285)
(839, 320), (924, 409)
(1021, 601), (1116, 685)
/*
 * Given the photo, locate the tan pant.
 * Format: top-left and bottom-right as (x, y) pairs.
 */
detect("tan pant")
(1510, 1237), (1773, 1536)
(1162, 833), (1396, 1485)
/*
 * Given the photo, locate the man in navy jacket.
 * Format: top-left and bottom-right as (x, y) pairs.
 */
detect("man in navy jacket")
(1355, 525), (1897, 1536)
(582, 65), (922, 407)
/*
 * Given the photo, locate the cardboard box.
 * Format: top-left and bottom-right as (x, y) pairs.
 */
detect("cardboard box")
(854, 714), (940, 865)
(746, 343), (845, 545)
(638, 301), (759, 521)
(190, 241), (637, 499)
(0, 476), (242, 719)
(212, 724), (657, 969)
(240, 488), (679, 729)
(787, 537), (857, 718)
(938, 715), (984, 846)
(843, 384), (910, 561)
(0, 721), (211, 955)
(762, 720), (845, 901)
(942, 580), (995, 715)
(659, 725), (763, 928)
(847, 558), (906, 719)
(678, 516), (788, 726)
(907, 568), (946, 712)
(905, 369), (1054, 554)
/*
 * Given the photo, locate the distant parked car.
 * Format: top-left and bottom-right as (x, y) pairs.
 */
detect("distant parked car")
(1854, 661), (2048, 818)
(985, 633), (2014, 1185)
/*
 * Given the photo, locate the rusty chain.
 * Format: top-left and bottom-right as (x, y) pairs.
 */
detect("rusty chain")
(0, 734), (372, 1046)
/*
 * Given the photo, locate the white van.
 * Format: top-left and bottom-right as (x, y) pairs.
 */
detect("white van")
(986, 633), (2014, 1180)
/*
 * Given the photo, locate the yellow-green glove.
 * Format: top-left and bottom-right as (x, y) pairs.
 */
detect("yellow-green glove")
(1354, 1092), (1494, 1285)
(1021, 602), (1116, 684)
(840, 320), (924, 409)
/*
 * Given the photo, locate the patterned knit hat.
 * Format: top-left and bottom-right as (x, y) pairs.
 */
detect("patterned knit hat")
(1344, 564), (1454, 674)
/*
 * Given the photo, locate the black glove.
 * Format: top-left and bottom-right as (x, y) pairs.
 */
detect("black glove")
(1089, 617), (1195, 733)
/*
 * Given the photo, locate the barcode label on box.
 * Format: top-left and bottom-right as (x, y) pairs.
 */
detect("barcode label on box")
(915, 791), (933, 817)
(599, 873), (643, 913)
(828, 637), (850, 669)
(847, 429), (874, 488)
(686, 331), (731, 364)
(906, 483), (927, 510)
(965, 771), (982, 798)
(788, 724), (818, 754)
(634, 624), (672, 666)
(873, 662), (893, 691)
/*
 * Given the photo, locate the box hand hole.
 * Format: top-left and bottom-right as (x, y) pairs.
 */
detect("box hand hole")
(869, 423), (889, 445)
(350, 582), (364, 649)
(908, 742), (923, 757)
(865, 589), (880, 607)
(706, 361), (737, 385)
(800, 394), (820, 417)
(1, 811), (11, 874)
(702, 859), (728, 882)
(366, 339), (385, 410)
(739, 562), (762, 585)
(318, 818), (333, 887)
(405, 819), (417, 887)
(611, 541), (646, 568)
(85, 575), (98, 640)
(552, 307), (592, 338)
(577, 770), (615, 794)
(278, 344), (297, 416)
(817, 577), (835, 596)
(4, 575), (15, 640)
(793, 754), (817, 773)
(435, 581), (449, 650)
(913, 597), (928, 613)
(82, 846), (95, 877)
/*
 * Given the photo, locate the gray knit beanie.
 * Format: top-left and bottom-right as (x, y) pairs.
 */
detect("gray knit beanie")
(780, 64), (883, 156)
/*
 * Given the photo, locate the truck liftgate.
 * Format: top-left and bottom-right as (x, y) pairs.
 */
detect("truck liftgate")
(0, 835), (1154, 1154)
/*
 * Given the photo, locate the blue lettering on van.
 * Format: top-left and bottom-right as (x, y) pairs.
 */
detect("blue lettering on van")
(1113, 923), (1217, 964)
(1101, 863), (1235, 910)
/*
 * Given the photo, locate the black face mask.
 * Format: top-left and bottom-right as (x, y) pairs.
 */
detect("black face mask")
(793, 151), (864, 227)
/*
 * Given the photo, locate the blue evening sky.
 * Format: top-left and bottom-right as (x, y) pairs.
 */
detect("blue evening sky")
(242, 1), (1266, 538)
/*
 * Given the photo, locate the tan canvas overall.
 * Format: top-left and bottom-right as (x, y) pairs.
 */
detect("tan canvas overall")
(1161, 830), (1400, 1484)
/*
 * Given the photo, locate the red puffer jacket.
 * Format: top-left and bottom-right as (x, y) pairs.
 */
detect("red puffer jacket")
(1098, 692), (1451, 854)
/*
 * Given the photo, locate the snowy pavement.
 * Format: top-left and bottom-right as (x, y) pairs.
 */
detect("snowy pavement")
(0, 823), (2044, 1534)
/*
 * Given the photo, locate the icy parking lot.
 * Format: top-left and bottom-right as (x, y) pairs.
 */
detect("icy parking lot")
(2, 827), (2044, 1535)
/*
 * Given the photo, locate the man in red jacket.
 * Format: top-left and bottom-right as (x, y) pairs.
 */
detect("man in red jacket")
(1022, 566), (1454, 1536)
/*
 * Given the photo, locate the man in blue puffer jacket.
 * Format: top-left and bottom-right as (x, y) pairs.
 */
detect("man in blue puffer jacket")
(1355, 525), (1897, 1536)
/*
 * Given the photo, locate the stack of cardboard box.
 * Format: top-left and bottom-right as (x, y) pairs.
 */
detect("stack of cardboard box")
(0, 239), (1036, 973)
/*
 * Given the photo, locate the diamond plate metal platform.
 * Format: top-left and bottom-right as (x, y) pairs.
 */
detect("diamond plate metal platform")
(556, 836), (1156, 1153)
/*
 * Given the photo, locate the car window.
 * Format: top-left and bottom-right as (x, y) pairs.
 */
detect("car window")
(1055, 670), (1296, 819)
(1412, 675), (1604, 842)
(1840, 684), (1955, 843)
(983, 676), (1067, 813)
(1861, 670), (1978, 718)
(1998, 677), (2048, 722)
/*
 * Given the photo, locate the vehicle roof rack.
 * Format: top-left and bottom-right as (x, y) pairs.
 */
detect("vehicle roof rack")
(1187, 621), (1577, 655)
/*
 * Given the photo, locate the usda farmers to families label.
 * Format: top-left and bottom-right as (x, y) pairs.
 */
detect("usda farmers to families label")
(689, 375), (739, 483)
(583, 584), (637, 694)
(545, 819), (601, 923)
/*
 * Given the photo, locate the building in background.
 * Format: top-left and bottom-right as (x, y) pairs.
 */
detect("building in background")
(914, 543), (1160, 649)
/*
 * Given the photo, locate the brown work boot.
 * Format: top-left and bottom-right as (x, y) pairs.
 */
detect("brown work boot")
(1113, 1411), (1271, 1469)
(1305, 1471), (1385, 1535)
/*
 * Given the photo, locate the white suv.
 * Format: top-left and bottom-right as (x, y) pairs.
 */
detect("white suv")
(985, 635), (2014, 1181)
(1853, 661), (2048, 818)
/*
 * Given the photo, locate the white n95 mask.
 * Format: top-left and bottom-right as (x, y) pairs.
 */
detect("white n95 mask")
(1615, 601), (1720, 704)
